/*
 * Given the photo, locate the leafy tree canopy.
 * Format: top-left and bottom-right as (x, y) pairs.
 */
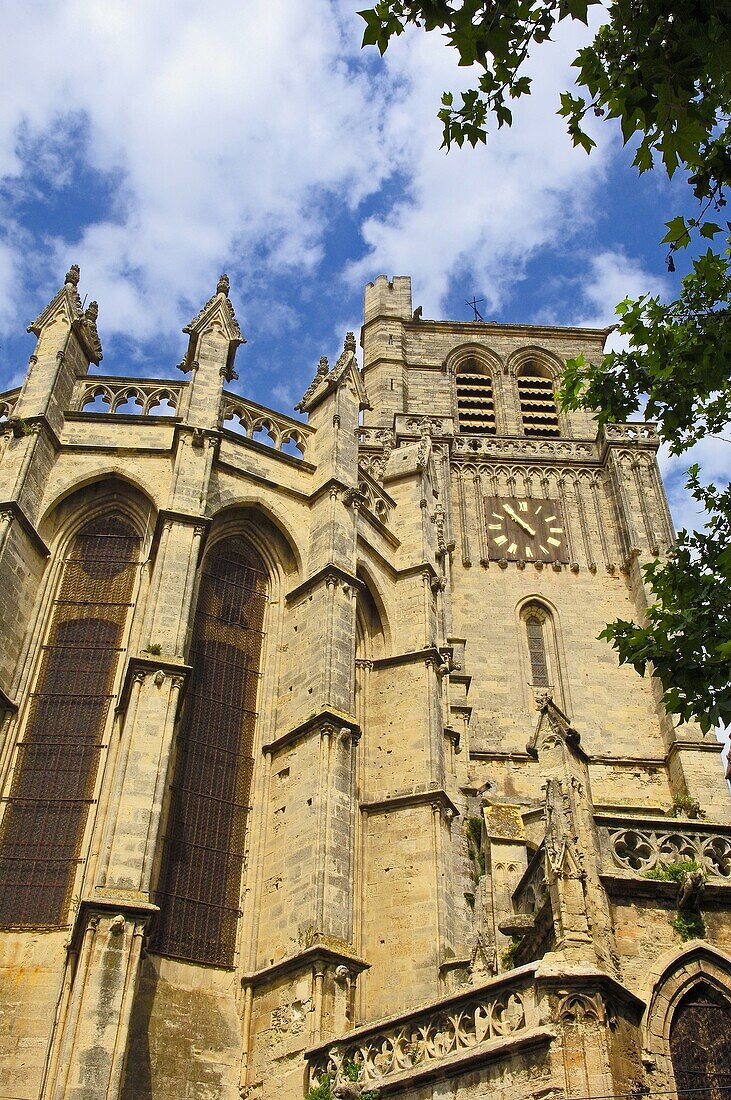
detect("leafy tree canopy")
(359, 0), (731, 732)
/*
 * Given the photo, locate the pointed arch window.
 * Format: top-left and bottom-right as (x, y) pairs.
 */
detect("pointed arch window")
(0, 514), (141, 927)
(670, 983), (731, 1100)
(456, 357), (496, 434)
(520, 602), (565, 708)
(518, 362), (560, 437)
(155, 537), (267, 967)
(525, 612), (549, 688)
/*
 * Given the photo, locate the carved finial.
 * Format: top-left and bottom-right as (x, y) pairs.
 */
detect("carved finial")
(217, 273), (230, 297)
(318, 355), (330, 377)
(344, 331), (356, 354)
(65, 264), (80, 287)
(85, 301), (99, 323)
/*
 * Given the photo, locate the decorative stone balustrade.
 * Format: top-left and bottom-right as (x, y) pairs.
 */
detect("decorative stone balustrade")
(0, 388), (19, 421)
(394, 414), (455, 441)
(75, 376), (184, 417)
(453, 436), (596, 461)
(352, 471), (394, 526)
(221, 393), (312, 459)
(307, 970), (535, 1089)
(357, 427), (391, 448)
(601, 422), (659, 444)
(598, 816), (731, 879)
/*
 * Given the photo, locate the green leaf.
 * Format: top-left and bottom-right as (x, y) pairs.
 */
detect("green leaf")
(661, 216), (691, 249)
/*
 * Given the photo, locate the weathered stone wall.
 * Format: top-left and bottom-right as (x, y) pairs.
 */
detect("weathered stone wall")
(122, 956), (242, 1100)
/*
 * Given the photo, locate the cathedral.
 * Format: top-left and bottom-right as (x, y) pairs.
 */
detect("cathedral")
(0, 265), (730, 1100)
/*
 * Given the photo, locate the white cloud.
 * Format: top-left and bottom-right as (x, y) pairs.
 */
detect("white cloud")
(345, 16), (614, 315)
(572, 249), (670, 332)
(0, 0), (626, 354)
(0, 0), (397, 341)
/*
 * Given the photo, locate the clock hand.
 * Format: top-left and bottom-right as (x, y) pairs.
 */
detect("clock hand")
(502, 503), (536, 536)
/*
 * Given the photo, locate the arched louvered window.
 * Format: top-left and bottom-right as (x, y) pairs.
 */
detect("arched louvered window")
(525, 611), (549, 688)
(518, 363), (560, 437)
(670, 983), (731, 1100)
(155, 537), (267, 967)
(456, 358), (496, 434)
(0, 514), (141, 927)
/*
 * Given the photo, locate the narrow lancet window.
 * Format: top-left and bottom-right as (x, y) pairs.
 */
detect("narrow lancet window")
(456, 358), (496, 434)
(0, 514), (140, 927)
(155, 537), (267, 967)
(525, 612), (549, 688)
(518, 363), (560, 437)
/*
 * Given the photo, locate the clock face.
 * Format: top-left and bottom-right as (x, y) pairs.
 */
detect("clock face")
(484, 497), (568, 562)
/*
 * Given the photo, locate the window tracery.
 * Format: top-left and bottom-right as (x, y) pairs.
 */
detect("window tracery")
(0, 513), (141, 927)
(154, 536), (267, 967)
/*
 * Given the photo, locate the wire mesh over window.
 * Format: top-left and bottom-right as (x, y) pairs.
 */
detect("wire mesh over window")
(670, 983), (731, 1100)
(525, 614), (549, 687)
(0, 514), (140, 927)
(456, 359), (496, 434)
(518, 365), (560, 437)
(154, 538), (267, 967)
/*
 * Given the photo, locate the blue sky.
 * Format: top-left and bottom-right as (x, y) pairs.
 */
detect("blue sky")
(0, 0), (724, 533)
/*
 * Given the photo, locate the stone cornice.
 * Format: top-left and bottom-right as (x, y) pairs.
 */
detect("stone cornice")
(361, 314), (611, 342)
(150, 510), (210, 566)
(116, 656), (193, 716)
(600, 873), (731, 904)
(371, 645), (443, 671)
(285, 563), (362, 605)
(594, 810), (731, 833)
(67, 897), (159, 954)
(215, 453), (314, 497)
(0, 499), (51, 557)
(667, 738), (724, 760)
(357, 505), (401, 549)
(262, 707), (360, 755)
(359, 789), (460, 819)
(5, 413), (62, 451)
(65, 411), (182, 427)
(241, 942), (369, 989)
